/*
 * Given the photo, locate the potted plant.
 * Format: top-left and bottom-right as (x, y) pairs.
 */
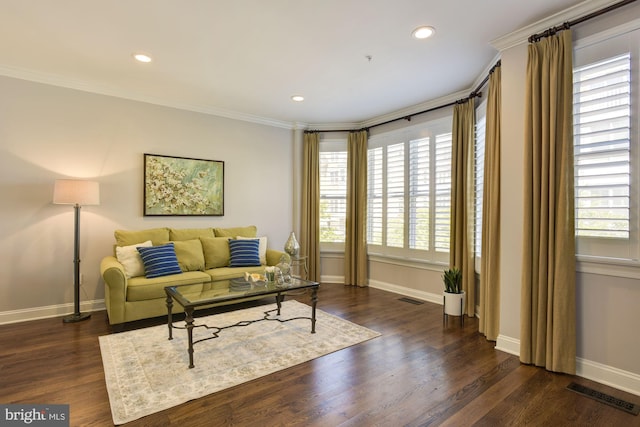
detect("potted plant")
(442, 267), (465, 317)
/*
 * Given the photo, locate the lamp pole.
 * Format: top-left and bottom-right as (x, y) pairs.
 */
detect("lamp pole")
(62, 203), (91, 323)
(63, 203), (91, 323)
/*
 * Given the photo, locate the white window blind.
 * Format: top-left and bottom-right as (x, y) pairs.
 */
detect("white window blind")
(474, 102), (487, 257)
(434, 132), (452, 253)
(573, 53), (631, 239)
(367, 146), (383, 245)
(409, 138), (430, 250)
(386, 143), (405, 248)
(366, 116), (452, 262)
(319, 150), (347, 243)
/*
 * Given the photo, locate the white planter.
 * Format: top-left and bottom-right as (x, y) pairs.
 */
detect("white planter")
(443, 291), (465, 316)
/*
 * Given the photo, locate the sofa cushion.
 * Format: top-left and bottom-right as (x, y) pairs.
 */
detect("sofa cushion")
(115, 240), (153, 278)
(173, 239), (205, 272)
(127, 272), (209, 301)
(169, 228), (215, 241)
(206, 266), (266, 282)
(235, 236), (267, 265)
(228, 239), (261, 267)
(200, 236), (230, 269)
(213, 225), (257, 238)
(115, 227), (170, 246)
(137, 243), (183, 278)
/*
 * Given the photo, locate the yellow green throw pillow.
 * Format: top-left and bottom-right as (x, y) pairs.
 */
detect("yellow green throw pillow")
(114, 228), (170, 246)
(169, 228), (215, 241)
(173, 239), (205, 272)
(213, 225), (257, 238)
(200, 237), (231, 269)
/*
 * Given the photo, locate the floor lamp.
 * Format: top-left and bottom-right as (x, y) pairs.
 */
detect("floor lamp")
(53, 179), (100, 323)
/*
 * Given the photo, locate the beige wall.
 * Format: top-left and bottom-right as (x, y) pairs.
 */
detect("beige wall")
(0, 76), (294, 317)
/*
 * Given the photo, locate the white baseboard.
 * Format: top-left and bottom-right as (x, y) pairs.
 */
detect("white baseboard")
(495, 335), (640, 397)
(320, 275), (345, 284)
(576, 357), (640, 397)
(369, 279), (443, 305)
(0, 300), (105, 325)
(495, 334), (520, 356)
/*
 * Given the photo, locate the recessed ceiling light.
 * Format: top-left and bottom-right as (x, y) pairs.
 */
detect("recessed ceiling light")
(133, 53), (152, 63)
(412, 26), (435, 40)
(291, 95), (305, 102)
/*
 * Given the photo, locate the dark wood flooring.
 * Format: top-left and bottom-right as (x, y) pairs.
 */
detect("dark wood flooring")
(1, 284), (638, 426)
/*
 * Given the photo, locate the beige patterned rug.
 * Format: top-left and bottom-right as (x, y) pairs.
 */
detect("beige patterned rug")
(99, 300), (380, 425)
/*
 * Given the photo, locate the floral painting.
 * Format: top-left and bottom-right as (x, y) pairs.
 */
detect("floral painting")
(144, 154), (224, 216)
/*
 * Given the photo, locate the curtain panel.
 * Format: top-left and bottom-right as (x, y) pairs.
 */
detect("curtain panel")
(479, 65), (501, 341)
(450, 98), (476, 317)
(521, 30), (576, 374)
(345, 130), (369, 286)
(301, 132), (321, 282)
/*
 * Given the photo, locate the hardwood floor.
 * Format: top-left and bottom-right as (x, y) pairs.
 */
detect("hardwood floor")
(1, 284), (638, 426)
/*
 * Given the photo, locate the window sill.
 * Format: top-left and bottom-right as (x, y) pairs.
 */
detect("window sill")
(576, 255), (640, 279)
(367, 254), (447, 271)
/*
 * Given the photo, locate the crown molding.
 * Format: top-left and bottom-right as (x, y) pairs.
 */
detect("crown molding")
(490, 0), (622, 51)
(0, 65), (295, 130)
(303, 122), (360, 132)
(357, 89), (470, 130)
(470, 53), (502, 94)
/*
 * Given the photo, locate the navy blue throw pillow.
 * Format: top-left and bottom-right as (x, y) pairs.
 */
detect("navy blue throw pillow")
(137, 243), (183, 278)
(228, 239), (261, 267)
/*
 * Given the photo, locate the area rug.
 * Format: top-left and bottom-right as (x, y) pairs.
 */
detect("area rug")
(99, 300), (380, 425)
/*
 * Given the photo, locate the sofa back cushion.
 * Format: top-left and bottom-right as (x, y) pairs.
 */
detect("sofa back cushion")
(200, 237), (231, 269)
(169, 228), (215, 241)
(173, 239), (205, 272)
(115, 227), (170, 246)
(213, 225), (257, 238)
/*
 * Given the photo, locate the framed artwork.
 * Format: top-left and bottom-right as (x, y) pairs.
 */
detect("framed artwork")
(144, 153), (224, 216)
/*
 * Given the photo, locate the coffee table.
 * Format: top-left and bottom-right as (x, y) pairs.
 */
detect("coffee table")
(165, 277), (319, 368)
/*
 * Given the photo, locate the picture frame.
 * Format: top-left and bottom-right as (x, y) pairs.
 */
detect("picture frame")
(144, 153), (224, 216)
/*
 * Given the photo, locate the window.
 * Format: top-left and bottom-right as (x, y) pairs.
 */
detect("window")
(409, 138), (430, 250)
(367, 117), (452, 262)
(573, 25), (639, 261)
(319, 141), (347, 244)
(474, 100), (487, 259)
(367, 147), (383, 245)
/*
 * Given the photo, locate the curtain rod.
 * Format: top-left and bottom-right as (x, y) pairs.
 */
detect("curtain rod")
(305, 60), (502, 135)
(528, 0), (637, 43)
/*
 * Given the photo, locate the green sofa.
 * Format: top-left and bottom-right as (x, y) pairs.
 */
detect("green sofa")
(100, 225), (289, 325)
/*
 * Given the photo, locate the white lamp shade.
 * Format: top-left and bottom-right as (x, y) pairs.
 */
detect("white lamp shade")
(53, 179), (100, 205)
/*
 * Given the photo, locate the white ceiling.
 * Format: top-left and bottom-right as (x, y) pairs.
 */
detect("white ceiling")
(0, 0), (589, 127)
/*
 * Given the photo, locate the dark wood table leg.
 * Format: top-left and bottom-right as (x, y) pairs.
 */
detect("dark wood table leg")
(185, 307), (195, 369)
(310, 287), (318, 333)
(275, 293), (284, 315)
(166, 293), (174, 340)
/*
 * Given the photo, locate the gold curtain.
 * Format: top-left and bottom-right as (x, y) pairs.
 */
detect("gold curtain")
(345, 130), (368, 286)
(450, 98), (476, 317)
(521, 30), (576, 374)
(301, 132), (321, 282)
(479, 65), (501, 341)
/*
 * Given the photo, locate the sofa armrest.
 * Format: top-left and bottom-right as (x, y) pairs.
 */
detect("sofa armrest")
(266, 249), (290, 266)
(100, 256), (128, 324)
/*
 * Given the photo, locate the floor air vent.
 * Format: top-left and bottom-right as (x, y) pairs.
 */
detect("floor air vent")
(567, 382), (639, 415)
(398, 297), (424, 305)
